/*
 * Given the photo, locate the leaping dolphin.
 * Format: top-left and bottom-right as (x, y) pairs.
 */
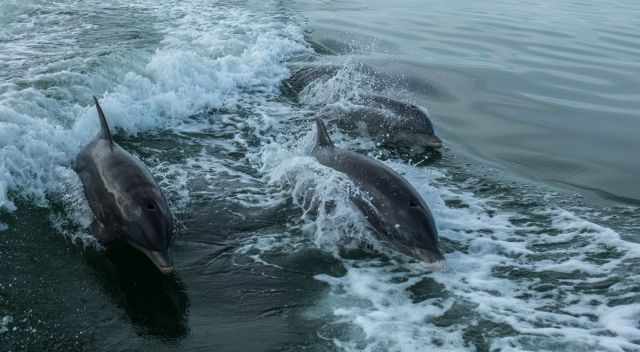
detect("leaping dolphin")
(311, 118), (444, 265)
(74, 97), (174, 274)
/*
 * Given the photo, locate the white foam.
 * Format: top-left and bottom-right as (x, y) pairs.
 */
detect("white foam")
(2, 2), (640, 351)
(0, 1), (308, 217)
(601, 305), (640, 341)
(261, 133), (371, 252)
(0, 315), (12, 334)
(262, 149), (640, 351)
(298, 62), (371, 107)
(315, 267), (465, 352)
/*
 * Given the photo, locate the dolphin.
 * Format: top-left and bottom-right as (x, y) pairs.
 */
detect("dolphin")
(328, 95), (443, 152)
(74, 97), (174, 274)
(284, 66), (443, 152)
(283, 64), (385, 96)
(311, 118), (444, 264)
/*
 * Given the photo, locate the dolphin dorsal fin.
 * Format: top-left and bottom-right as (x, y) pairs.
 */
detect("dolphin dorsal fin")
(93, 96), (113, 150)
(314, 118), (334, 148)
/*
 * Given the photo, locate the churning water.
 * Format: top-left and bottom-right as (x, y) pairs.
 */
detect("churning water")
(1, 0), (639, 351)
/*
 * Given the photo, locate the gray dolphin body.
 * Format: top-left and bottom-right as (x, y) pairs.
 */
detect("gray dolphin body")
(329, 95), (442, 152)
(74, 97), (174, 274)
(283, 65), (386, 95)
(285, 66), (443, 152)
(311, 118), (444, 264)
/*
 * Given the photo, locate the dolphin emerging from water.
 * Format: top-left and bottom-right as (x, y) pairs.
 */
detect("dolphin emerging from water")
(329, 95), (443, 152)
(285, 65), (443, 154)
(74, 97), (174, 274)
(311, 118), (444, 265)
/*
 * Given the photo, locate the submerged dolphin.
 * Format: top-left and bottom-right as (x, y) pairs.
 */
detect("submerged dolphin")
(283, 65), (385, 95)
(285, 65), (443, 152)
(328, 95), (443, 151)
(311, 118), (444, 264)
(74, 97), (174, 274)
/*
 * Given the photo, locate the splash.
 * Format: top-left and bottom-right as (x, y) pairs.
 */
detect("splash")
(0, 1), (308, 215)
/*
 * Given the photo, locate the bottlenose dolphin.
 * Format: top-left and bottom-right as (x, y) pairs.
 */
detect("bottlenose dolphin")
(74, 97), (174, 274)
(311, 118), (444, 264)
(283, 64), (385, 96)
(326, 95), (442, 152)
(284, 65), (443, 152)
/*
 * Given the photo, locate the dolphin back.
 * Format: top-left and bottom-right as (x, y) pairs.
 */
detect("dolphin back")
(310, 119), (443, 265)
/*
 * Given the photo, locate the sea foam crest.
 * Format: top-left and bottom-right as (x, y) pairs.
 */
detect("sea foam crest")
(260, 128), (371, 252)
(298, 62), (372, 108)
(314, 161), (640, 352)
(0, 3), (307, 216)
(251, 123), (640, 352)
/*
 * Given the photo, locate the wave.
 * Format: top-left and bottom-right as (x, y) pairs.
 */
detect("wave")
(0, 0), (308, 217)
(250, 145), (640, 351)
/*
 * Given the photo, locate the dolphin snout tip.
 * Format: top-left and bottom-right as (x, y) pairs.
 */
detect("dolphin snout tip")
(405, 135), (443, 152)
(158, 264), (175, 275)
(426, 136), (443, 149)
(424, 259), (447, 272)
(128, 241), (175, 275)
(412, 247), (446, 271)
(150, 252), (174, 275)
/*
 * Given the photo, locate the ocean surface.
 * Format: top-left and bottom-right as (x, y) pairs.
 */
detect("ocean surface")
(1, 0), (639, 351)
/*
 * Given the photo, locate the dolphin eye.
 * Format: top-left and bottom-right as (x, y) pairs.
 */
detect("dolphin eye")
(145, 202), (157, 211)
(409, 200), (420, 208)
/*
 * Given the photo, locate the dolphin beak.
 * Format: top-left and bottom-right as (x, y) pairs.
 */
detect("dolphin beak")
(426, 135), (443, 149)
(412, 247), (446, 271)
(128, 241), (174, 274)
(144, 249), (174, 274)
(397, 133), (443, 152)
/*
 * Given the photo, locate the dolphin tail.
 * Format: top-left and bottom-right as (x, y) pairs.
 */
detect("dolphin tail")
(93, 96), (114, 150)
(314, 117), (334, 149)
